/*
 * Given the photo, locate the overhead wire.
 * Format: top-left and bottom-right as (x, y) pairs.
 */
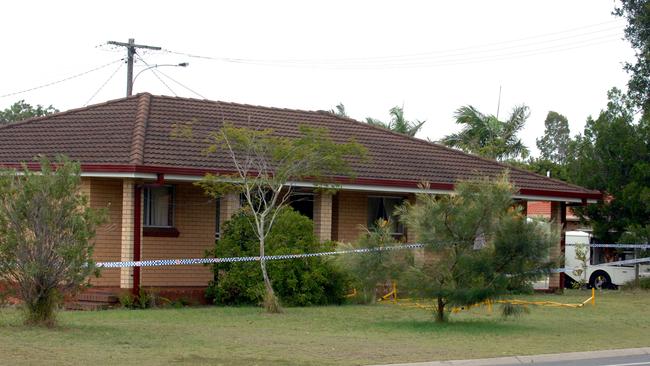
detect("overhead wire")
(136, 54), (178, 96)
(161, 21), (626, 69)
(153, 68), (207, 99)
(0, 59), (124, 98)
(84, 61), (124, 106)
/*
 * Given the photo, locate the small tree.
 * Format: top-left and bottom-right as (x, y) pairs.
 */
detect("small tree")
(398, 176), (556, 322)
(195, 123), (365, 312)
(0, 157), (106, 326)
(338, 219), (412, 304)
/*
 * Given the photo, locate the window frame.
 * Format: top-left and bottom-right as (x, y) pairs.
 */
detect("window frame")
(143, 185), (176, 229)
(367, 195), (406, 236)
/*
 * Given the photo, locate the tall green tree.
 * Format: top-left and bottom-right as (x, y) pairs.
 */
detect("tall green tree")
(536, 111), (571, 164)
(0, 157), (106, 326)
(0, 100), (58, 123)
(194, 123), (365, 313)
(366, 105), (426, 137)
(398, 176), (556, 322)
(614, 0), (650, 113)
(442, 105), (530, 161)
(567, 88), (650, 242)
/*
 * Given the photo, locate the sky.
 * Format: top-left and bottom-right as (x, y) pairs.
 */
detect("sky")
(0, 1), (634, 156)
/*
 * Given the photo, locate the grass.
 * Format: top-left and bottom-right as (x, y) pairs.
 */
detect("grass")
(1, 290), (649, 365)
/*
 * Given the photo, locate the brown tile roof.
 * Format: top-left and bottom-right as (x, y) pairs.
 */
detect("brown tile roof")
(0, 93), (600, 199)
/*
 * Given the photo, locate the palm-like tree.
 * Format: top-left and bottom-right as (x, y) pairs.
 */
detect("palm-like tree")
(442, 105), (530, 161)
(329, 103), (348, 118)
(366, 106), (425, 137)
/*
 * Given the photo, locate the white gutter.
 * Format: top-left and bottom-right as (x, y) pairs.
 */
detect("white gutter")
(81, 172), (157, 179)
(91, 172), (598, 203)
(159, 174), (596, 203)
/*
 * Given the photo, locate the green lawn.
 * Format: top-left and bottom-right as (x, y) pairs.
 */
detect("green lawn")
(1, 290), (649, 366)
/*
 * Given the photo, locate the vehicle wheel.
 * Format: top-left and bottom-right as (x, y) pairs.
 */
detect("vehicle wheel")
(590, 271), (614, 290)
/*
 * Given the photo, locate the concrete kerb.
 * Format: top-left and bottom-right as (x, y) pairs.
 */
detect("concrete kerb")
(370, 347), (650, 366)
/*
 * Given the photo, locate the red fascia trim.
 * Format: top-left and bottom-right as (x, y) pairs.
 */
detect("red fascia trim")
(5, 162), (598, 200)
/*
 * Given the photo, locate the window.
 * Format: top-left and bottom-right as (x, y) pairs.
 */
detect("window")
(289, 192), (314, 219)
(143, 186), (175, 228)
(367, 196), (405, 235)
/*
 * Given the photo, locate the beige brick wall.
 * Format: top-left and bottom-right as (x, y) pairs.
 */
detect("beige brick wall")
(219, 192), (240, 237)
(313, 192), (332, 242)
(86, 178), (123, 287)
(120, 179), (135, 289)
(333, 191), (369, 243)
(141, 183), (216, 287)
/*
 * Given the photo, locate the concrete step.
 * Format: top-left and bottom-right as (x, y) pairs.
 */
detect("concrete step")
(76, 291), (119, 304)
(65, 300), (116, 311)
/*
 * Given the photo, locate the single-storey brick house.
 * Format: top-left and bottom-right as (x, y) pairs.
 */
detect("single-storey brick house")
(0, 93), (601, 295)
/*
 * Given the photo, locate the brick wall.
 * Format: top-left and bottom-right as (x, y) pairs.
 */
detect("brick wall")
(141, 183), (216, 287)
(313, 192), (332, 242)
(83, 178), (123, 287)
(120, 179), (136, 289)
(333, 191), (368, 243)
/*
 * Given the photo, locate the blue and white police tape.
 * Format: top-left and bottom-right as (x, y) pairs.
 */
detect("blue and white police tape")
(552, 257), (650, 273)
(95, 243), (425, 268)
(565, 243), (650, 249)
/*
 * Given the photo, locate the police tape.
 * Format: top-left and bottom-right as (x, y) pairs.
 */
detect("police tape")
(94, 242), (650, 270)
(565, 243), (650, 249)
(95, 243), (425, 268)
(552, 256), (650, 273)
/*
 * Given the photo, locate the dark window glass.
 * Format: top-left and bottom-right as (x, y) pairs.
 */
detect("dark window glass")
(367, 196), (404, 234)
(143, 186), (175, 227)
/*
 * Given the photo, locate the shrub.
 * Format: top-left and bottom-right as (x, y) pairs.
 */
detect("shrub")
(0, 157), (106, 326)
(337, 219), (413, 304)
(206, 207), (350, 306)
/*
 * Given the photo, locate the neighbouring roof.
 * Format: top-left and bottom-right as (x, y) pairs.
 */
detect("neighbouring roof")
(0, 93), (601, 200)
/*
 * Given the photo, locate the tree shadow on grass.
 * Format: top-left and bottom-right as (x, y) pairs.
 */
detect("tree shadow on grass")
(374, 318), (536, 335)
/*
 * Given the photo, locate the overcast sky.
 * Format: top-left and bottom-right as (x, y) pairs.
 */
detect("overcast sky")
(0, 1), (634, 156)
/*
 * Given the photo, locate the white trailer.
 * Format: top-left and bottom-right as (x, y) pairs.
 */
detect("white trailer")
(564, 231), (650, 289)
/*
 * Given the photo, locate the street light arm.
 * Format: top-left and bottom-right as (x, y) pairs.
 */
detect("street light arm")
(132, 63), (189, 86)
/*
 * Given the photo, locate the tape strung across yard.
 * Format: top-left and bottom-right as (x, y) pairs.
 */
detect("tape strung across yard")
(565, 243), (650, 249)
(95, 243), (425, 268)
(95, 242), (650, 269)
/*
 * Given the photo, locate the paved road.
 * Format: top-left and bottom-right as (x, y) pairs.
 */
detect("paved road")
(534, 354), (650, 366)
(374, 347), (650, 366)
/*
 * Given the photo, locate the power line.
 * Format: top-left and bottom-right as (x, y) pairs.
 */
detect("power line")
(107, 38), (162, 96)
(161, 21), (626, 69)
(165, 33), (622, 70)
(153, 67), (207, 99)
(0, 59), (124, 99)
(85, 62), (124, 106)
(136, 55), (178, 96)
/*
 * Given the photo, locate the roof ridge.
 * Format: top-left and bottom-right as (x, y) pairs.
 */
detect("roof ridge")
(151, 94), (331, 115)
(129, 93), (152, 165)
(0, 93), (148, 131)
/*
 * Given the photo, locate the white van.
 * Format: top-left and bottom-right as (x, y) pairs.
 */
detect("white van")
(564, 231), (650, 289)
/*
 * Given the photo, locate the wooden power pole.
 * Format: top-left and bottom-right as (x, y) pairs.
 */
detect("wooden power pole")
(107, 38), (162, 96)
